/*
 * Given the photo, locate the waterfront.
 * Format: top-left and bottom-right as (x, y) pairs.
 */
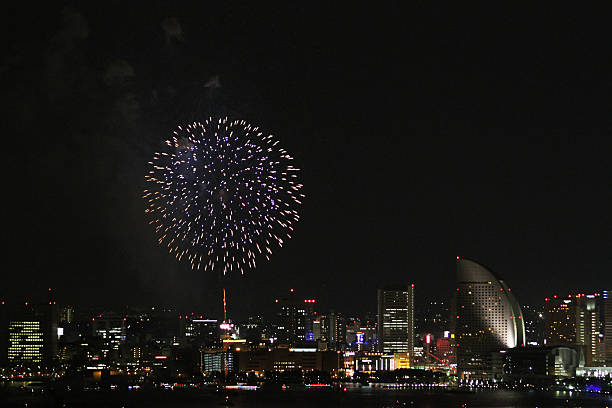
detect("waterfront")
(2, 388), (611, 408)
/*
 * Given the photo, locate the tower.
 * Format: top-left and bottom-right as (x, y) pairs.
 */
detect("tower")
(377, 285), (415, 356)
(454, 257), (525, 379)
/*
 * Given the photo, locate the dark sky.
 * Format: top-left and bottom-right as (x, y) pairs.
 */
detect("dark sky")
(3, 3), (611, 319)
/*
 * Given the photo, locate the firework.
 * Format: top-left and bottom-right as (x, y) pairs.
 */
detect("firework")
(144, 117), (303, 274)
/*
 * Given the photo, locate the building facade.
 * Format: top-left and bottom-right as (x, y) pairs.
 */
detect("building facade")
(544, 293), (603, 366)
(377, 285), (414, 356)
(454, 257), (525, 379)
(274, 291), (316, 346)
(604, 290), (612, 364)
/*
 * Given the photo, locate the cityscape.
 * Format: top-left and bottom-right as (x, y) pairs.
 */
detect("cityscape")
(5, 2), (612, 408)
(1, 257), (611, 405)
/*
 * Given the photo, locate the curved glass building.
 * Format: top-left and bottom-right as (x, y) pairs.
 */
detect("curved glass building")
(455, 257), (525, 379)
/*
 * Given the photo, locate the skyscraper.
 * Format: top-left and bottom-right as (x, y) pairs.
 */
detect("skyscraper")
(575, 294), (601, 366)
(454, 257), (525, 379)
(377, 285), (415, 356)
(3, 301), (58, 364)
(604, 290), (612, 364)
(8, 320), (45, 363)
(273, 290), (316, 346)
(544, 293), (603, 366)
(544, 296), (576, 345)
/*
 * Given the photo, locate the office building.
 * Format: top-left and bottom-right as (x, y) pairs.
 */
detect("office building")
(576, 294), (601, 366)
(544, 293), (603, 366)
(274, 290), (316, 346)
(180, 317), (220, 348)
(8, 320), (45, 363)
(92, 313), (126, 357)
(544, 296), (576, 345)
(377, 285), (415, 356)
(604, 290), (612, 364)
(2, 301), (58, 364)
(492, 346), (580, 380)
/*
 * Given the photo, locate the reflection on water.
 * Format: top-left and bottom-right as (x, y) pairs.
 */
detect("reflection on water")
(1, 387), (611, 408)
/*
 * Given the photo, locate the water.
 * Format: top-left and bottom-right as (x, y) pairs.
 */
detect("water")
(2, 388), (610, 408)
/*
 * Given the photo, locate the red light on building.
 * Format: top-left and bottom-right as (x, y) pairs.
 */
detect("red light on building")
(290, 289), (294, 293)
(553, 295), (557, 298)
(275, 299), (278, 303)
(456, 256), (460, 260)
(411, 283), (415, 287)
(545, 298), (550, 301)
(425, 334), (431, 344)
(456, 315), (460, 319)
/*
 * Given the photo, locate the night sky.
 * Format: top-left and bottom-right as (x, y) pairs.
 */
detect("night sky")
(3, 3), (611, 319)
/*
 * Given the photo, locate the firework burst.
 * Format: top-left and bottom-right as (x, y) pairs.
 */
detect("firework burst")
(144, 117), (303, 274)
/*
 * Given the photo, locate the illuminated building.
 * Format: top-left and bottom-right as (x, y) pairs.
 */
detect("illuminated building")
(357, 315), (378, 352)
(544, 293), (603, 366)
(92, 313), (126, 357)
(354, 351), (405, 371)
(454, 257), (525, 379)
(417, 300), (449, 336)
(273, 290), (316, 346)
(2, 300), (58, 364)
(436, 337), (451, 358)
(327, 310), (345, 350)
(377, 285), (414, 356)
(202, 350), (236, 373)
(180, 317), (220, 348)
(311, 312), (345, 350)
(492, 346), (580, 379)
(575, 294), (601, 366)
(237, 349), (341, 372)
(604, 290), (612, 364)
(521, 304), (544, 345)
(8, 320), (44, 363)
(544, 296), (576, 345)
(60, 306), (74, 324)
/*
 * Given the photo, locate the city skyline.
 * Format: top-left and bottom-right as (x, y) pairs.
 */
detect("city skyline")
(3, 4), (612, 330)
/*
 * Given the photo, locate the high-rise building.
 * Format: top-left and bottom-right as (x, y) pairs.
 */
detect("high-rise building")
(454, 257), (525, 379)
(544, 296), (576, 345)
(8, 320), (45, 363)
(521, 304), (544, 345)
(273, 290), (316, 346)
(180, 317), (220, 348)
(544, 293), (603, 366)
(575, 294), (601, 366)
(60, 306), (74, 324)
(327, 310), (345, 350)
(92, 313), (126, 358)
(377, 285), (415, 356)
(604, 290), (612, 364)
(3, 300), (58, 364)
